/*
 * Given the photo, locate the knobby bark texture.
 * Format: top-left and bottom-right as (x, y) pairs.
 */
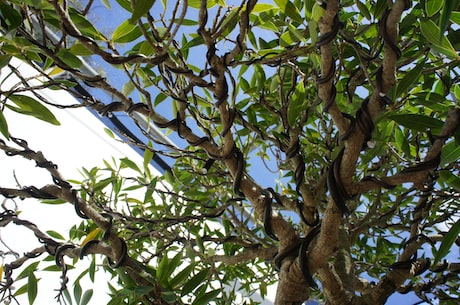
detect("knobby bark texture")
(0, 0), (459, 304)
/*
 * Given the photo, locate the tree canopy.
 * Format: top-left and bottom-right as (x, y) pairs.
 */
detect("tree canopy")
(0, 0), (459, 304)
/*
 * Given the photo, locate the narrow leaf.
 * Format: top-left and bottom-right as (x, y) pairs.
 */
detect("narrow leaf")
(167, 251), (183, 276)
(89, 258), (96, 282)
(161, 291), (178, 303)
(252, 3), (275, 12)
(46, 230), (65, 240)
(143, 146), (154, 169)
(356, 1), (371, 20)
(57, 49), (83, 68)
(440, 141), (460, 165)
(170, 264), (195, 288)
(14, 282), (28, 296)
(156, 255), (170, 285)
(80, 289), (93, 305)
(101, 0), (111, 9)
(395, 63), (424, 97)
(0, 109), (9, 139)
(40, 198), (66, 204)
(28, 272), (38, 305)
(119, 157), (141, 172)
(192, 289), (220, 305)
(439, 0), (459, 41)
(389, 114), (444, 135)
(425, 0), (443, 17)
(273, 0), (303, 23)
(16, 262), (40, 280)
(450, 11), (460, 24)
(81, 228), (103, 246)
(0, 54), (12, 69)
(420, 20), (458, 59)
(439, 170), (460, 192)
(288, 81), (306, 126)
(130, 0), (155, 23)
(7, 94), (60, 125)
(434, 219), (460, 264)
(181, 268), (210, 296)
(74, 281), (82, 305)
(112, 20), (142, 43)
(311, 2), (325, 22)
(0, 3), (23, 31)
(104, 127), (115, 139)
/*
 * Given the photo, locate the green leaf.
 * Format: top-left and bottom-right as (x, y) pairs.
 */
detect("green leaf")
(425, 0), (443, 17)
(104, 127), (115, 139)
(439, 0), (460, 40)
(389, 114), (444, 135)
(63, 288), (73, 305)
(434, 219), (460, 264)
(46, 230), (65, 240)
(94, 177), (116, 191)
(132, 286), (153, 298)
(167, 251), (183, 277)
(0, 54), (12, 69)
(116, 0), (133, 12)
(451, 11), (460, 24)
(74, 281), (82, 305)
(440, 141), (460, 165)
(287, 23), (306, 43)
(130, 0), (155, 23)
(274, 0), (303, 23)
(439, 170), (460, 192)
(28, 272), (38, 305)
(181, 268), (210, 296)
(308, 19), (319, 45)
(170, 264), (195, 288)
(374, 0), (388, 19)
(143, 146), (154, 170)
(13, 282), (28, 296)
(252, 3), (275, 13)
(395, 62), (424, 97)
(80, 289), (93, 305)
(311, 2), (325, 22)
(101, 0), (111, 9)
(187, 0), (217, 9)
(161, 291), (178, 303)
(192, 289), (220, 305)
(356, 1), (371, 20)
(57, 49), (83, 68)
(7, 94), (60, 125)
(154, 93), (168, 106)
(120, 157), (141, 172)
(69, 43), (93, 56)
(89, 258), (96, 282)
(0, 3), (23, 31)
(156, 255), (171, 285)
(17, 262), (40, 281)
(69, 8), (104, 40)
(394, 126), (410, 156)
(122, 81), (135, 97)
(0, 109), (9, 139)
(112, 20), (142, 43)
(39, 198), (67, 204)
(288, 81), (306, 126)
(420, 20), (459, 59)
(181, 35), (205, 52)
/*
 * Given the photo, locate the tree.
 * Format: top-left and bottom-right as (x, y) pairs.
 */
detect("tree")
(0, 0), (459, 304)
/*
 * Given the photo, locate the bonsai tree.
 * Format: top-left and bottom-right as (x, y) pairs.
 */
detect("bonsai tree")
(0, 0), (459, 304)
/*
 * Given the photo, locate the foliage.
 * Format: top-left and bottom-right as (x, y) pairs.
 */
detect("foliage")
(0, 0), (459, 304)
